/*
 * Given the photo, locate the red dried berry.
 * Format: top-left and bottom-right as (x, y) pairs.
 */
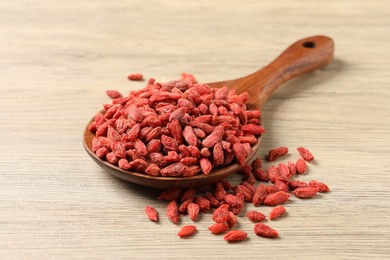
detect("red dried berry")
(241, 124), (265, 136)
(309, 180), (330, 192)
(208, 223), (229, 234)
(213, 142), (225, 167)
(161, 163), (187, 177)
(214, 182), (227, 201)
(187, 203), (200, 221)
(178, 225), (197, 238)
(224, 230), (248, 242)
(293, 186), (319, 198)
(263, 191), (290, 206)
(274, 179), (289, 192)
(205, 192), (220, 207)
(297, 147), (315, 162)
(268, 146), (288, 161)
(179, 198), (193, 213)
(269, 206), (286, 220)
(166, 201), (180, 224)
(182, 126), (198, 146)
(288, 180), (308, 191)
(106, 90), (123, 99)
(267, 165), (279, 183)
(287, 160), (297, 175)
(278, 163), (292, 180)
(212, 205), (230, 223)
(252, 183), (267, 206)
(145, 206), (158, 222)
(247, 210), (266, 222)
(202, 125), (224, 148)
(251, 158), (262, 171)
(200, 158), (213, 175)
(233, 143), (246, 165)
(181, 188), (196, 201)
(296, 158), (307, 174)
(194, 196), (211, 212)
(227, 211), (238, 227)
(127, 73), (143, 81)
(254, 223), (279, 238)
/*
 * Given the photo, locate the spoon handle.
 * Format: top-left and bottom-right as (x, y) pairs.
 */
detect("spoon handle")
(218, 35), (334, 110)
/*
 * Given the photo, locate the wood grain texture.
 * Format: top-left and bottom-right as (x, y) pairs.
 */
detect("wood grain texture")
(0, 0), (389, 259)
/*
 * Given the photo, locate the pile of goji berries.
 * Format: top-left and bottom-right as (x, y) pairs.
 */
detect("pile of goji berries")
(146, 146), (330, 241)
(88, 73), (264, 176)
(88, 73), (330, 242)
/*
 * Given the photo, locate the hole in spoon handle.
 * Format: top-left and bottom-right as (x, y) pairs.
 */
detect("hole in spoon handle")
(302, 41), (316, 48)
(249, 35), (335, 109)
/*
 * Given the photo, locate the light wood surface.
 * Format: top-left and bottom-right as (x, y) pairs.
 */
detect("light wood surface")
(1, 0), (389, 259)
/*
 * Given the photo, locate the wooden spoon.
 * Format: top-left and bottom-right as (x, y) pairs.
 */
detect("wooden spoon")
(83, 35), (334, 189)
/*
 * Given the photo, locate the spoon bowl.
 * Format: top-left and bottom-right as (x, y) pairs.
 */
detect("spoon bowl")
(83, 35), (334, 189)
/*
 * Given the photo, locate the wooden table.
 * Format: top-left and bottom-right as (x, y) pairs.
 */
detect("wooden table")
(1, 1), (389, 259)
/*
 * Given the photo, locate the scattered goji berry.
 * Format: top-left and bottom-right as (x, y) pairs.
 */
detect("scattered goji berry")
(224, 230), (248, 242)
(263, 191), (290, 206)
(309, 180), (330, 192)
(254, 223), (279, 238)
(268, 146), (288, 161)
(208, 223), (229, 234)
(212, 204), (230, 223)
(269, 206), (286, 220)
(166, 200), (180, 224)
(297, 147), (314, 162)
(127, 73), (143, 81)
(187, 203), (200, 221)
(295, 158), (307, 174)
(145, 206), (158, 222)
(293, 186), (319, 198)
(246, 210), (266, 222)
(178, 225), (197, 238)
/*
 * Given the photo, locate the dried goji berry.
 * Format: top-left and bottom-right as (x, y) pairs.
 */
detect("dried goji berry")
(182, 126), (198, 146)
(297, 147), (315, 162)
(232, 143), (246, 165)
(296, 158), (307, 174)
(263, 191), (290, 206)
(179, 198), (193, 213)
(202, 125), (224, 148)
(181, 188), (196, 201)
(158, 188), (182, 201)
(145, 206), (158, 222)
(208, 223), (229, 234)
(224, 230), (248, 242)
(254, 223), (279, 238)
(268, 146), (288, 161)
(212, 204), (230, 223)
(227, 211), (238, 227)
(247, 210), (266, 222)
(127, 73), (143, 81)
(166, 200), (180, 224)
(274, 179), (289, 192)
(178, 225), (197, 238)
(287, 160), (297, 175)
(293, 186), (318, 198)
(106, 90), (123, 99)
(187, 203), (200, 221)
(252, 183), (267, 206)
(194, 196), (210, 212)
(269, 206), (286, 220)
(160, 163), (187, 177)
(309, 180), (330, 192)
(205, 191), (220, 207)
(199, 158), (213, 175)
